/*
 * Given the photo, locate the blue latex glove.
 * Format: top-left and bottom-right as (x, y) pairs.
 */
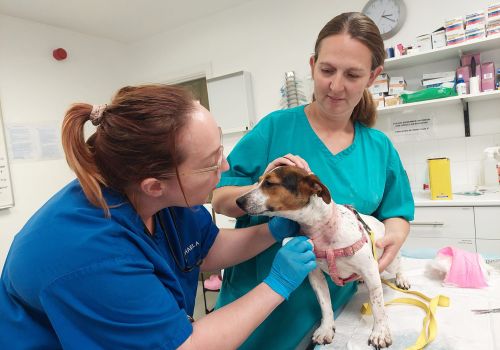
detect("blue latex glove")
(264, 236), (317, 300)
(267, 217), (300, 242)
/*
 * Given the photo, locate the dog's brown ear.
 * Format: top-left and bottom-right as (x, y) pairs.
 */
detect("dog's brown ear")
(304, 174), (331, 204)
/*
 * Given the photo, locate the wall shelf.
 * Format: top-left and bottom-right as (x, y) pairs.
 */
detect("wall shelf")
(385, 35), (500, 70)
(378, 90), (500, 115)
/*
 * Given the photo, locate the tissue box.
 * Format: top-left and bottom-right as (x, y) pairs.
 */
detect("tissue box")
(431, 29), (446, 49)
(428, 158), (453, 200)
(389, 77), (407, 95)
(368, 73), (389, 94)
(465, 11), (486, 30)
(384, 95), (400, 106)
(446, 31), (466, 45)
(466, 27), (486, 41)
(481, 62), (496, 91)
(487, 3), (500, 22)
(371, 93), (385, 108)
(445, 17), (465, 33)
(415, 34), (432, 51)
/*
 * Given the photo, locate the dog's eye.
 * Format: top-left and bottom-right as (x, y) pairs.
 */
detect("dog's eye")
(263, 180), (277, 187)
(262, 180), (279, 187)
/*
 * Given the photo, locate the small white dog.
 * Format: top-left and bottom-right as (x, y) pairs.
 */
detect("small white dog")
(236, 166), (410, 348)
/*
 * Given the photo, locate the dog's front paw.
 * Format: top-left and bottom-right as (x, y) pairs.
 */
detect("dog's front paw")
(395, 273), (410, 290)
(312, 323), (335, 345)
(368, 324), (392, 349)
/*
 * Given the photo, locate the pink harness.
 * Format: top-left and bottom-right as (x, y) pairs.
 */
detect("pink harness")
(313, 206), (371, 286)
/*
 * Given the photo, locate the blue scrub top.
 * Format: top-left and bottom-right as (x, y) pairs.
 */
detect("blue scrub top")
(0, 179), (219, 349)
(215, 105), (414, 350)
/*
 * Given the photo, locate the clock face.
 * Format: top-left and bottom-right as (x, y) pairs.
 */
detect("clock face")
(362, 0), (406, 39)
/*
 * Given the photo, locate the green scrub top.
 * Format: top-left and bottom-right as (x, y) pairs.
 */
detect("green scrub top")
(215, 105), (414, 350)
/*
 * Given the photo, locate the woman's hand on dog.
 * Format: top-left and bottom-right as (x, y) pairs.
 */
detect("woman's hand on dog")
(264, 154), (311, 174)
(376, 218), (410, 272)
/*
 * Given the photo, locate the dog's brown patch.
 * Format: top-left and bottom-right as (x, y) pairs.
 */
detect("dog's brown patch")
(260, 166), (331, 212)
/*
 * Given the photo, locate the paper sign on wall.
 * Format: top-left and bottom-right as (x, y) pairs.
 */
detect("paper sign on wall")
(0, 110), (14, 209)
(391, 115), (434, 141)
(6, 123), (63, 161)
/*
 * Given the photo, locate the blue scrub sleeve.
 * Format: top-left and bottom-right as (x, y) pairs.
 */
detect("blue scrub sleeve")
(373, 146), (415, 222)
(217, 121), (271, 188)
(40, 257), (192, 350)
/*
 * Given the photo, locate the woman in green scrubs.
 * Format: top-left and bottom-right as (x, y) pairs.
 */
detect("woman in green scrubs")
(212, 12), (414, 349)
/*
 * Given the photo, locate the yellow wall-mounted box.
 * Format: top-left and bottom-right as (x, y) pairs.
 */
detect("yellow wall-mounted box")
(428, 158), (453, 200)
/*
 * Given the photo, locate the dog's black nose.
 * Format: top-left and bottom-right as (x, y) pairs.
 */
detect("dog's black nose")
(235, 196), (246, 209)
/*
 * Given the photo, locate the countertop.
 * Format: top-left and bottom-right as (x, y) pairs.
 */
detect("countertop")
(413, 189), (500, 207)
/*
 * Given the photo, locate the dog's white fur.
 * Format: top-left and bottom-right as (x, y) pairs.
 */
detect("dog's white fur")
(237, 167), (410, 348)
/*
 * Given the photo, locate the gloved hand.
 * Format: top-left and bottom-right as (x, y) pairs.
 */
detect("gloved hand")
(268, 217), (300, 242)
(264, 236), (317, 300)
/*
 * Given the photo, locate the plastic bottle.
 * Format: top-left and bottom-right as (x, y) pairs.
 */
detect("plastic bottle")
(483, 147), (500, 187)
(496, 68), (500, 90)
(456, 74), (467, 95)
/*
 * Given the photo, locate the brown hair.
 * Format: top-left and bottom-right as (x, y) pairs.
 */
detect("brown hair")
(61, 84), (195, 216)
(313, 12), (385, 127)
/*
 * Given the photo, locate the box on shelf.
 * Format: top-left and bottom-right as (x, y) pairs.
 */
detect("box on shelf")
(465, 11), (486, 30)
(487, 3), (500, 22)
(368, 73), (389, 94)
(384, 95), (400, 107)
(422, 71), (455, 88)
(431, 29), (446, 49)
(406, 46), (420, 55)
(422, 71), (456, 80)
(466, 27), (486, 41)
(456, 66), (473, 94)
(460, 52), (481, 67)
(445, 17), (465, 33)
(388, 77), (407, 95)
(446, 31), (466, 45)
(487, 20), (500, 36)
(415, 34), (432, 51)
(481, 62), (496, 91)
(371, 92), (385, 108)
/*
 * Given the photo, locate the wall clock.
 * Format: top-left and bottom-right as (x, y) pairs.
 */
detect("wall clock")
(362, 0), (406, 39)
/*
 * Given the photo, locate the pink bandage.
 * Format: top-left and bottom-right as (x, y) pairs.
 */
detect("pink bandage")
(437, 246), (488, 288)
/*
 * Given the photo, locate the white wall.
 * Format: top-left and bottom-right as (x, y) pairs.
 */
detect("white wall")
(125, 0), (367, 119)
(0, 15), (130, 266)
(2, 0), (500, 267)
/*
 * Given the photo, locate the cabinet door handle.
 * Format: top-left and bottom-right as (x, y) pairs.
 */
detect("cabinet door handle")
(410, 222), (445, 226)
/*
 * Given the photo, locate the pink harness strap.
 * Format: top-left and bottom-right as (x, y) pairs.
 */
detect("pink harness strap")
(314, 235), (368, 286)
(313, 205), (370, 286)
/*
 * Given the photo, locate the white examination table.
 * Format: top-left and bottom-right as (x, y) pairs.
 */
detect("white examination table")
(315, 257), (500, 350)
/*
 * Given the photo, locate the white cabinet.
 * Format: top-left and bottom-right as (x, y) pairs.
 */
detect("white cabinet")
(408, 206), (475, 238)
(474, 207), (500, 239)
(405, 206), (476, 253)
(476, 239), (500, 257)
(474, 206), (500, 257)
(405, 205), (500, 257)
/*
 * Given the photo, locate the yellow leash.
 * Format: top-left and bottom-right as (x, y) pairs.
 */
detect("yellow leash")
(361, 229), (450, 350)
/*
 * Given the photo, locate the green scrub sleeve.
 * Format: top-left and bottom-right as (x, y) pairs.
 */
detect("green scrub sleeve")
(373, 145), (415, 222)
